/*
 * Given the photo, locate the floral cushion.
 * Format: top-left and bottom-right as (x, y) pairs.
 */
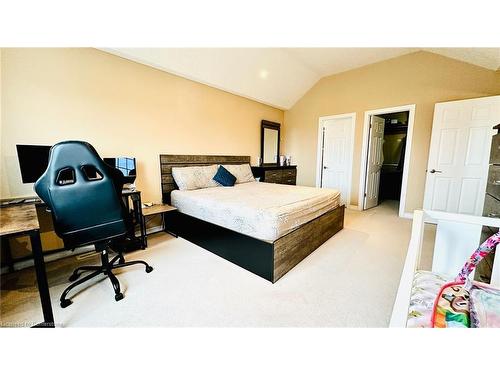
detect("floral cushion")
(172, 164), (219, 191)
(406, 270), (452, 328)
(221, 164), (255, 184)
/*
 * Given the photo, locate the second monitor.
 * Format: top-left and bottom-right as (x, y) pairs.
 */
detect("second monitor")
(103, 157), (137, 185)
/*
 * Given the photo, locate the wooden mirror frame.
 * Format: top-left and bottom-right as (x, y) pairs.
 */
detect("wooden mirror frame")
(260, 120), (281, 165)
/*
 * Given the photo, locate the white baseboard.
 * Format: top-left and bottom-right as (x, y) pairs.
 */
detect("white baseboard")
(2, 245), (95, 273)
(135, 225), (164, 237)
(400, 212), (413, 220)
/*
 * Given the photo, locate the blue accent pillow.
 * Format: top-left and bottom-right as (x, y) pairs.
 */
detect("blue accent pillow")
(213, 165), (236, 187)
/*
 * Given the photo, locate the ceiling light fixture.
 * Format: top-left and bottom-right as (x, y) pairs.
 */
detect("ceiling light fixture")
(259, 69), (269, 79)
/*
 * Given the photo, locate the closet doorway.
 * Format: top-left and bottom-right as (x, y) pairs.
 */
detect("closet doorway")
(359, 105), (415, 218)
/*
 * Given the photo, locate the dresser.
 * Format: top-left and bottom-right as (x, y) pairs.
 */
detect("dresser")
(477, 124), (500, 282)
(251, 165), (297, 185)
(484, 124), (500, 220)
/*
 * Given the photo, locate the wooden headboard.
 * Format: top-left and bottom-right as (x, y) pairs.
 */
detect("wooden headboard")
(159, 154), (251, 203)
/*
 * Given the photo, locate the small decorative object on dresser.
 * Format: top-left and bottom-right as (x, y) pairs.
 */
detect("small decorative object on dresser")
(251, 165), (297, 185)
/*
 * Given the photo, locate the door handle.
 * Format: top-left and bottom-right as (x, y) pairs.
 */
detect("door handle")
(429, 169), (442, 174)
(493, 180), (500, 186)
(487, 213), (500, 218)
(323, 166), (328, 170)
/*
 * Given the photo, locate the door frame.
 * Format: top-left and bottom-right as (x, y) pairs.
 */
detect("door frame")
(316, 112), (356, 207)
(358, 104), (416, 218)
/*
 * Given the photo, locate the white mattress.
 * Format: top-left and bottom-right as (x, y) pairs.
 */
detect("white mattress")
(171, 181), (341, 242)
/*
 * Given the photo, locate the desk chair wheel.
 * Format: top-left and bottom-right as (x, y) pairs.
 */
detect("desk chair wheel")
(115, 292), (124, 302)
(146, 265), (153, 273)
(60, 299), (73, 308)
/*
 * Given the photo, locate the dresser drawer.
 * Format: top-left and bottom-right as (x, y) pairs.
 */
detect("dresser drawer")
(483, 193), (500, 219)
(490, 134), (500, 165)
(282, 168), (296, 178)
(264, 170), (282, 183)
(281, 169), (296, 185)
(486, 165), (500, 200)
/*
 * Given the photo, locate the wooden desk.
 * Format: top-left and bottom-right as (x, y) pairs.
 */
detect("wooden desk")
(0, 204), (55, 327)
(1, 190), (147, 273)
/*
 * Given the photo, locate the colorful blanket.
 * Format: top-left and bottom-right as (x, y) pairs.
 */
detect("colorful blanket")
(431, 232), (500, 328)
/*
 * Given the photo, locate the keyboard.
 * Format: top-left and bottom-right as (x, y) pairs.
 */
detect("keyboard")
(24, 198), (42, 204)
(0, 197), (42, 206)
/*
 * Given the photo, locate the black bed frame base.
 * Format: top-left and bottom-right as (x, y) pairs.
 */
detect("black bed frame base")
(165, 211), (275, 281)
(164, 208), (344, 283)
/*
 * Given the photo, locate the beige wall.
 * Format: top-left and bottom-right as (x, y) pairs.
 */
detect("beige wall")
(283, 51), (500, 212)
(1, 48), (284, 201)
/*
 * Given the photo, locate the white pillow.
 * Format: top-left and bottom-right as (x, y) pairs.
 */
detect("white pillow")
(172, 164), (219, 190)
(221, 164), (255, 184)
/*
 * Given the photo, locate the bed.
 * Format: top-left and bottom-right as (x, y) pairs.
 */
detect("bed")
(160, 154), (345, 282)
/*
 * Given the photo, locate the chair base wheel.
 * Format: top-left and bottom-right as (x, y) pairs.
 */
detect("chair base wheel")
(68, 273), (79, 282)
(115, 292), (124, 302)
(146, 266), (153, 273)
(60, 299), (73, 308)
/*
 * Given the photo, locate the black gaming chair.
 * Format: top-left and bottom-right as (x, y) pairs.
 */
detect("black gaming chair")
(34, 141), (153, 308)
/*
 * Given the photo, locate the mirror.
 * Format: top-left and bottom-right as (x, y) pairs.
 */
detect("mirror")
(261, 120), (280, 165)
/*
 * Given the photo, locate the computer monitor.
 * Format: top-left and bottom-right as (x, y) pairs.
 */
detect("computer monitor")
(103, 157), (137, 184)
(16, 144), (52, 183)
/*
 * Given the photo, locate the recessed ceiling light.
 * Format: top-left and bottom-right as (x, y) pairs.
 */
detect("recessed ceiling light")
(259, 69), (269, 79)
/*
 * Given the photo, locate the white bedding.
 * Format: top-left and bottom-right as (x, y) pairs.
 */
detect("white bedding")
(171, 181), (340, 242)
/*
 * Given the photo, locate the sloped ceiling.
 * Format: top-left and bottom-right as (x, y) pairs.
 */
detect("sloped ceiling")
(101, 48), (500, 110)
(425, 48), (500, 71)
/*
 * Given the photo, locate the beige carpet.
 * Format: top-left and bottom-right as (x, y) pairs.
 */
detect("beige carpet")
(1, 201), (415, 327)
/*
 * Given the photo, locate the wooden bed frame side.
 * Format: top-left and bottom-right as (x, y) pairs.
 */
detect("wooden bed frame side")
(274, 204), (344, 282)
(160, 154), (345, 283)
(389, 210), (500, 328)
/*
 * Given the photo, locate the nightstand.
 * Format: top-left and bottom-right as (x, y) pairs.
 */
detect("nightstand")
(141, 203), (178, 246)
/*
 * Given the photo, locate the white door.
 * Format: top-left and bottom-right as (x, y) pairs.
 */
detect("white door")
(320, 116), (354, 205)
(423, 95), (500, 215)
(364, 115), (385, 209)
